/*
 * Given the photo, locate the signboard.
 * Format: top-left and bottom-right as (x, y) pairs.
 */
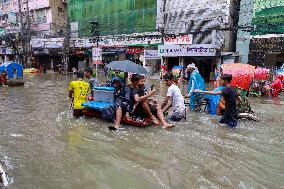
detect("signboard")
(158, 44), (216, 57)
(144, 50), (160, 59)
(102, 47), (126, 54)
(71, 38), (93, 48)
(164, 34), (193, 45)
(31, 38), (64, 49)
(5, 48), (15, 54)
(92, 47), (103, 64)
(7, 11), (16, 24)
(0, 28), (5, 36)
(70, 22), (78, 38)
(45, 38), (64, 49)
(127, 46), (144, 54)
(100, 35), (162, 47)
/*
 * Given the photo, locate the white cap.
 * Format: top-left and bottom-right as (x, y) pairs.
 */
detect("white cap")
(187, 63), (197, 69)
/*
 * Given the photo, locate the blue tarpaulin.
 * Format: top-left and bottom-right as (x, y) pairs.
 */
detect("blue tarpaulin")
(0, 62), (23, 79)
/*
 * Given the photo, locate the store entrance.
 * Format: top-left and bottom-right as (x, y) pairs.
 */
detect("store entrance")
(167, 57), (179, 70)
(184, 57), (216, 82)
(264, 53), (284, 68)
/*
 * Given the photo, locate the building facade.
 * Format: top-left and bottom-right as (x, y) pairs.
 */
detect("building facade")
(68, 0), (157, 37)
(0, 0), (67, 68)
(248, 0), (284, 67)
(236, 0), (284, 67)
(68, 0), (161, 74)
(156, 0), (240, 81)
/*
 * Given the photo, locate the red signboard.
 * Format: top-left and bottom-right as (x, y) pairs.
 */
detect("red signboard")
(127, 46), (144, 54)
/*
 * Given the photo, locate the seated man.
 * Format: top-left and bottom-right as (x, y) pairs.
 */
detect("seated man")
(69, 72), (90, 117)
(161, 73), (186, 121)
(131, 74), (175, 129)
(112, 77), (132, 129)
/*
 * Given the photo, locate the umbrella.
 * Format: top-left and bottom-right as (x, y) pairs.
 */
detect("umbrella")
(222, 63), (255, 91)
(106, 60), (148, 75)
(254, 67), (270, 81)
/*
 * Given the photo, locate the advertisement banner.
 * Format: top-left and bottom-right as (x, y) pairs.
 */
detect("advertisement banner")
(164, 34), (193, 45)
(158, 44), (216, 57)
(92, 47), (103, 64)
(144, 50), (160, 59)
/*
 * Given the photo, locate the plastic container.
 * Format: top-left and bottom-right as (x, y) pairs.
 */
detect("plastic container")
(93, 86), (115, 102)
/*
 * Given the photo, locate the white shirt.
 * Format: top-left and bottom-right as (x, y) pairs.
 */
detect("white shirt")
(167, 84), (185, 113)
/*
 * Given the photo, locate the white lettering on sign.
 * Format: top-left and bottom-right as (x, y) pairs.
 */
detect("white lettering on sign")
(158, 44), (216, 57)
(164, 34), (193, 45)
(144, 50), (160, 59)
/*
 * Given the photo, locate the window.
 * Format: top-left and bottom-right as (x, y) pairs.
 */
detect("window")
(36, 9), (47, 24)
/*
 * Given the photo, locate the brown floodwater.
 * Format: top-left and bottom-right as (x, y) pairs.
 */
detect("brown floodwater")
(0, 73), (283, 189)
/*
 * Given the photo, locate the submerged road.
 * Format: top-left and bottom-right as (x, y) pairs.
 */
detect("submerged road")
(0, 73), (283, 189)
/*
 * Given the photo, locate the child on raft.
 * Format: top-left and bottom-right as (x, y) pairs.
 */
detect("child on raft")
(161, 72), (186, 121)
(195, 74), (238, 127)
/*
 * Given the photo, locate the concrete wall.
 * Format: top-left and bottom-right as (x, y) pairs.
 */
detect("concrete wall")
(236, 0), (253, 64)
(156, 0), (236, 51)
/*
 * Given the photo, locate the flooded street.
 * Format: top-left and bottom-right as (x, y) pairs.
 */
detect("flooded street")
(0, 73), (283, 189)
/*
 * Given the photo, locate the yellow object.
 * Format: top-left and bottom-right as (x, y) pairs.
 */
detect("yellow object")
(23, 68), (39, 73)
(69, 80), (89, 109)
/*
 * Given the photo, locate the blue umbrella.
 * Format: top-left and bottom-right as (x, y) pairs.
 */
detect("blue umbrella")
(106, 60), (148, 75)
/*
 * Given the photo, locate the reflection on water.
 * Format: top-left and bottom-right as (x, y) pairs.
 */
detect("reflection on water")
(0, 73), (283, 189)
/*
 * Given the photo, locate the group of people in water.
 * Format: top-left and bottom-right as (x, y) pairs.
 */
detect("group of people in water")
(68, 62), (261, 130)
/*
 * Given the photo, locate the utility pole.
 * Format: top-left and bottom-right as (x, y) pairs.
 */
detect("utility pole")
(17, 0), (24, 64)
(90, 20), (100, 79)
(25, 0), (31, 68)
(64, 17), (71, 75)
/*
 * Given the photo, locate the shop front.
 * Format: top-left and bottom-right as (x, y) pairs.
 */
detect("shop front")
(0, 47), (16, 63)
(249, 35), (284, 68)
(101, 47), (126, 63)
(68, 49), (90, 72)
(158, 44), (217, 81)
(31, 38), (65, 71)
(33, 49), (63, 72)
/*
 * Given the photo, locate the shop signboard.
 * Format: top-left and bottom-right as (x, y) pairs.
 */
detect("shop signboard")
(164, 34), (193, 45)
(100, 35), (162, 47)
(144, 50), (160, 59)
(92, 47), (103, 64)
(127, 46), (144, 54)
(34, 49), (49, 55)
(45, 38), (64, 49)
(31, 38), (64, 49)
(72, 38), (93, 48)
(158, 44), (216, 57)
(31, 39), (45, 48)
(102, 47), (126, 54)
(5, 48), (14, 54)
